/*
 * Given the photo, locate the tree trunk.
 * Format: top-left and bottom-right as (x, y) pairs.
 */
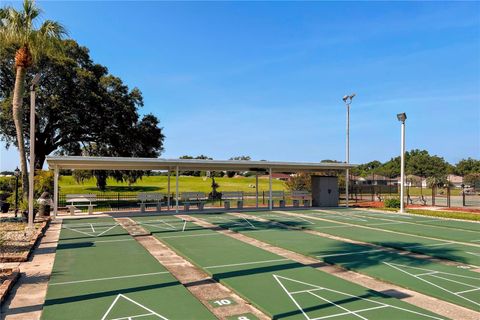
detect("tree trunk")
(12, 66), (29, 200)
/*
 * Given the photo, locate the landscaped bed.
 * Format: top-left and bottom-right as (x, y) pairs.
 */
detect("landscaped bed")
(0, 217), (50, 262)
(0, 267), (20, 304)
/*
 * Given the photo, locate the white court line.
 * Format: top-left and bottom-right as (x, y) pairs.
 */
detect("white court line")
(317, 249), (384, 258)
(158, 233), (221, 239)
(301, 211), (480, 248)
(312, 306), (388, 320)
(428, 274), (480, 287)
(313, 225), (352, 230)
(471, 240), (480, 243)
(111, 313), (153, 319)
(367, 221), (406, 226)
(50, 271), (170, 286)
(140, 222), (175, 231)
(205, 258), (289, 269)
(102, 294), (168, 320)
(158, 219), (176, 229)
(384, 262), (480, 307)
(338, 210), (480, 234)
(405, 242), (453, 249)
(308, 291), (368, 320)
(242, 217), (257, 229)
(182, 220), (187, 232)
(466, 252), (480, 257)
(90, 223), (95, 232)
(94, 238), (134, 243)
(274, 274), (443, 320)
(416, 271), (439, 277)
(456, 288), (480, 294)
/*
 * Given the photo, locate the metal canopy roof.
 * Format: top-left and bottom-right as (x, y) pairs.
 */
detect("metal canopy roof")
(46, 156), (356, 172)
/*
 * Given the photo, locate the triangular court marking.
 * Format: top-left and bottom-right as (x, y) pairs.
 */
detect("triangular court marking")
(63, 224), (118, 237)
(101, 294), (168, 320)
(384, 262), (480, 307)
(273, 274), (443, 320)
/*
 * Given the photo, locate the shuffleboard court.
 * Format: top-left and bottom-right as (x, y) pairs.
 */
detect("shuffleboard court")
(309, 209), (480, 243)
(42, 218), (216, 320)
(135, 216), (446, 320)
(342, 209), (480, 233)
(253, 210), (480, 267)
(197, 213), (480, 311)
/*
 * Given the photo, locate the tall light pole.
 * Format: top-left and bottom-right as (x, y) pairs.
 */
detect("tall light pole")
(342, 93), (355, 208)
(397, 112), (407, 213)
(14, 167), (20, 218)
(28, 73), (41, 229)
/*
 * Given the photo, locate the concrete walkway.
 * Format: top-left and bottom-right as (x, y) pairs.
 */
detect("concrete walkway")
(0, 221), (61, 320)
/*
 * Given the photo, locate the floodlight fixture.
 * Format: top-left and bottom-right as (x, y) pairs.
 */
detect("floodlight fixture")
(397, 112), (407, 122)
(31, 73), (41, 90)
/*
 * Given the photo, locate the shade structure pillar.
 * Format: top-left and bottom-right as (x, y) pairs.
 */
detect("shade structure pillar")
(53, 166), (59, 219)
(255, 173), (259, 208)
(269, 168), (273, 210)
(175, 166), (179, 213)
(167, 170), (171, 209)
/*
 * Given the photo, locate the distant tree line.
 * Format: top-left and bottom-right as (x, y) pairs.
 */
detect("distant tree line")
(350, 150), (479, 187)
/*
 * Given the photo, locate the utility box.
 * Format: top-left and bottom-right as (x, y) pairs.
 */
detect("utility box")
(311, 176), (339, 207)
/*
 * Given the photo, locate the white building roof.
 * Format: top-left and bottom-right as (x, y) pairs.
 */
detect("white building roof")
(46, 156), (356, 172)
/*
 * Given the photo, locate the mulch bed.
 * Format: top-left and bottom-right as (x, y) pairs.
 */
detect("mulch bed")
(0, 267), (20, 304)
(443, 207), (480, 214)
(0, 218), (50, 263)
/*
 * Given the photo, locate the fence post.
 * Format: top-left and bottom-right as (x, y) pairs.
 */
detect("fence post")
(262, 191), (265, 205)
(117, 192), (120, 210)
(446, 186), (451, 208)
(431, 187), (435, 206)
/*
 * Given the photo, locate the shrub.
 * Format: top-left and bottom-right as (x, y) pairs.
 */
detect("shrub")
(384, 198), (401, 208)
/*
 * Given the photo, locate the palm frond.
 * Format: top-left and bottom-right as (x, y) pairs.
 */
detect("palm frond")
(0, 0), (67, 64)
(39, 20), (67, 39)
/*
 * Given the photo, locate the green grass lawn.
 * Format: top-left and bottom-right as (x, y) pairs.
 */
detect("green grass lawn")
(59, 175), (286, 194)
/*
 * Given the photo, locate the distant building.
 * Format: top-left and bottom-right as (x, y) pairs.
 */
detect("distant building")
(352, 174), (396, 186)
(260, 173), (292, 181)
(447, 174), (463, 188)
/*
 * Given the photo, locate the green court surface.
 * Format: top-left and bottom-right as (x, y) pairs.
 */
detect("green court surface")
(310, 208), (480, 243)
(197, 213), (480, 311)
(42, 218), (216, 320)
(254, 210), (480, 267)
(134, 216), (446, 320)
(342, 209), (480, 233)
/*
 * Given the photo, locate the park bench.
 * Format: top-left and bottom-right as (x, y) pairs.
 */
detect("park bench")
(270, 190), (286, 208)
(222, 191), (244, 210)
(291, 190), (312, 207)
(66, 194), (97, 215)
(182, 192), (207, 211)
(408, 195), (427, 205)
(138, 192), (165, 212)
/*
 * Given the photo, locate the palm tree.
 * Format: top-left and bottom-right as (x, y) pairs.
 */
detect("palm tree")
(0, 0), (66, 198)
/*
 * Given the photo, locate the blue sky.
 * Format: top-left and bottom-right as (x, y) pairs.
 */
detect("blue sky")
(1, 1), (479, 170)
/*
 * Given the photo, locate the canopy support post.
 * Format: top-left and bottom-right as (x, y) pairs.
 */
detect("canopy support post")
(53, 166), (59, 219)
(167, 169), (171, 209)
(255, 172), (259, 208)
(175, 166), (179, 213)
(269, 168), (273, 210)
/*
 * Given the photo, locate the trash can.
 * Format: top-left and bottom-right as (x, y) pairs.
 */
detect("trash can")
(37, 192), (52, 217)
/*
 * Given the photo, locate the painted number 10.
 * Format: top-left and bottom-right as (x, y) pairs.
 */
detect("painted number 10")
(213, 299), (232, 306)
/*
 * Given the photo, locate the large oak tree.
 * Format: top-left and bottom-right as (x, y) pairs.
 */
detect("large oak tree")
(0, 39), (165, 185)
